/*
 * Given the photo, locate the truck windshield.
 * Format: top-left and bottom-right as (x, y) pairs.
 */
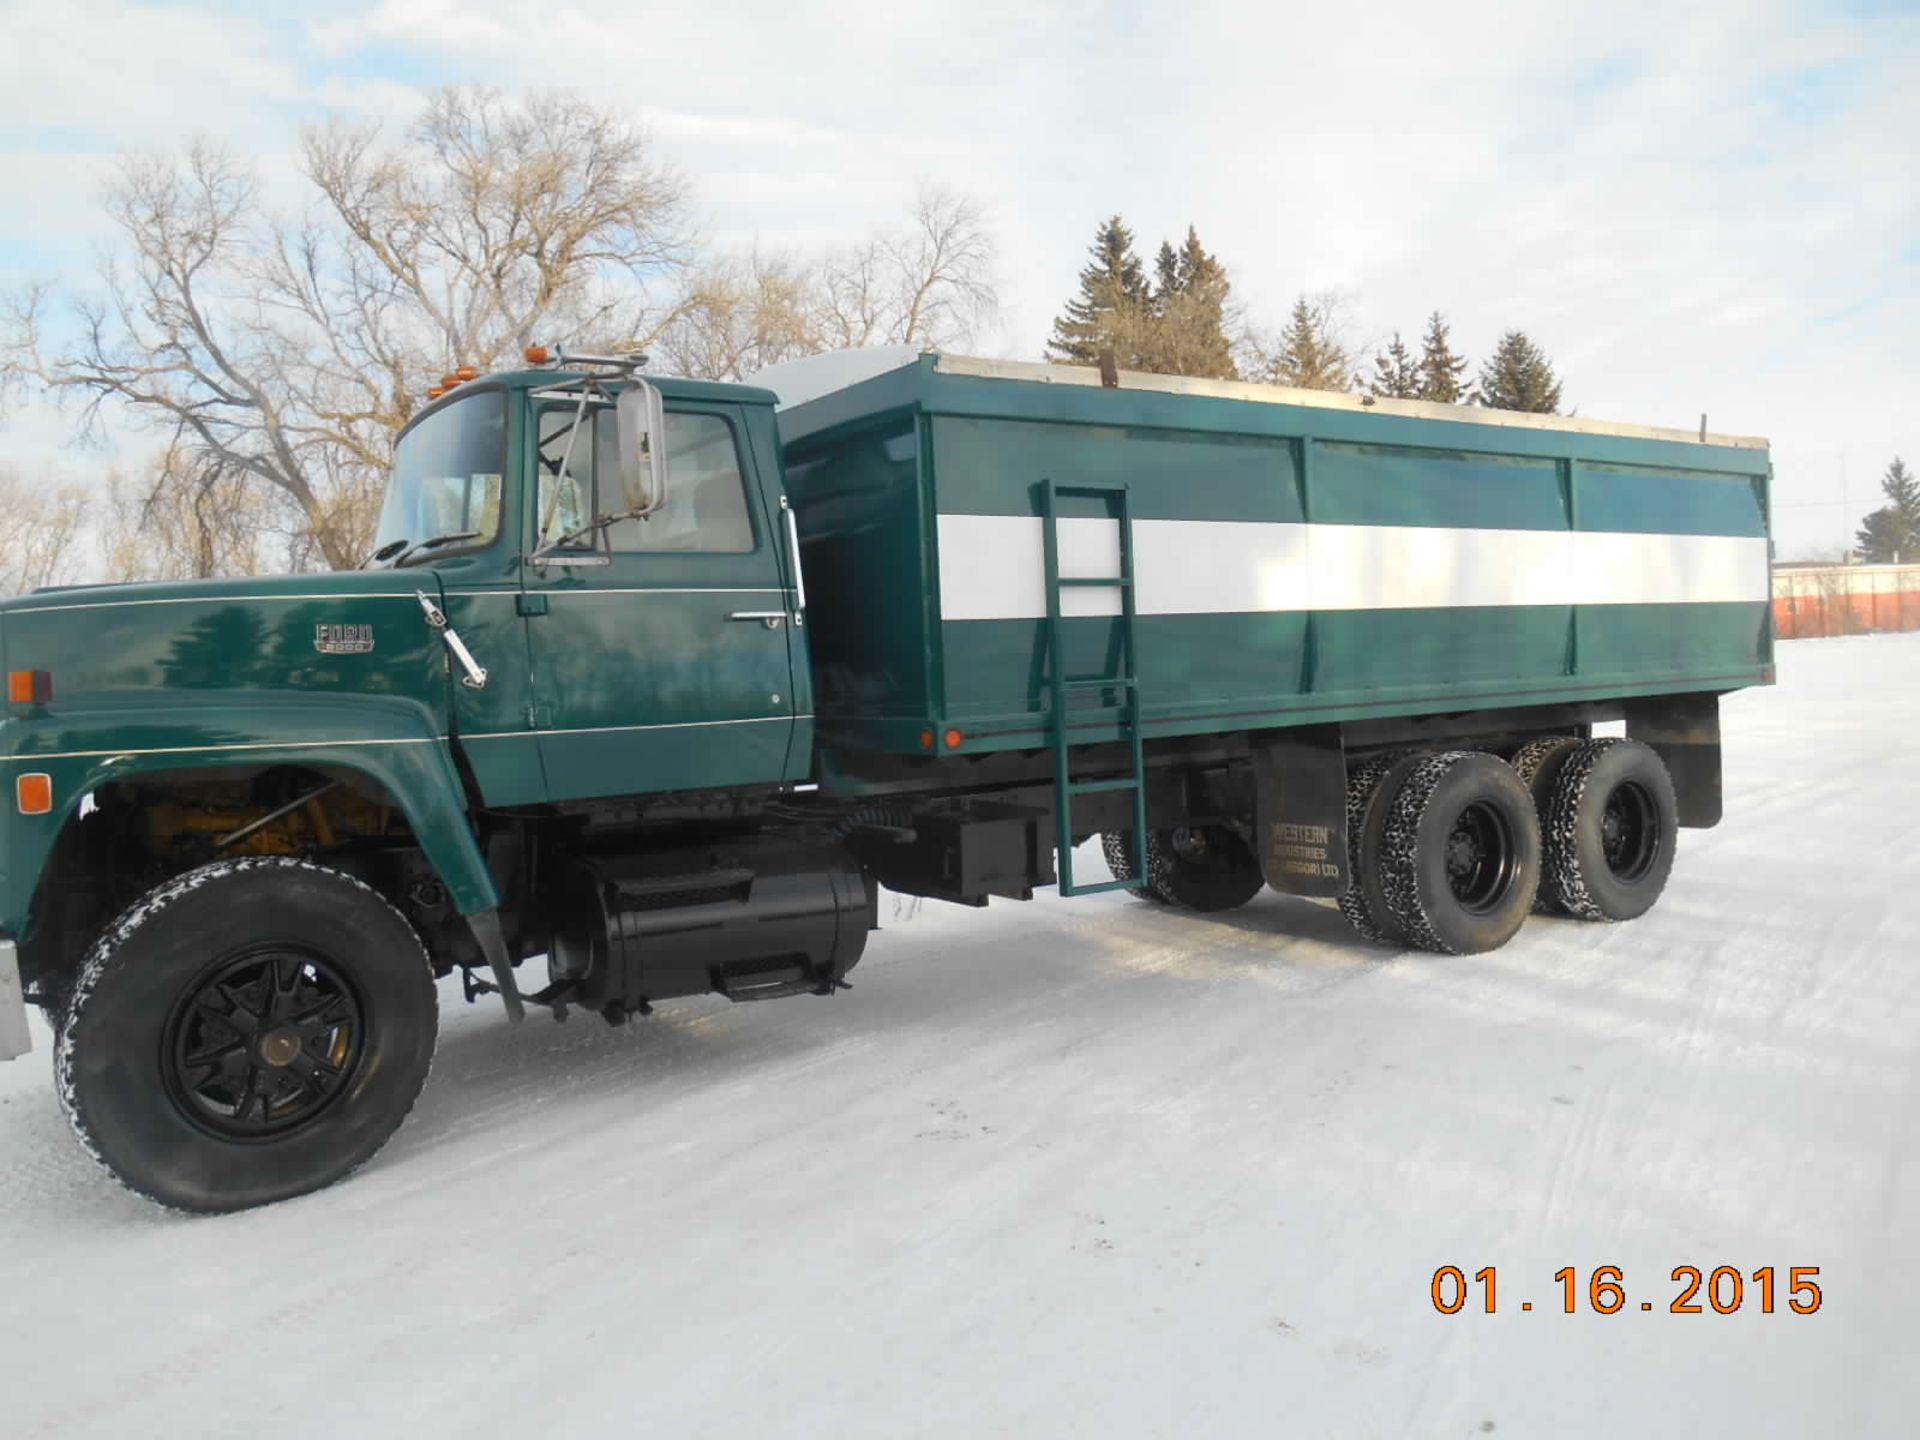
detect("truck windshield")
(374, 389), (506, 564)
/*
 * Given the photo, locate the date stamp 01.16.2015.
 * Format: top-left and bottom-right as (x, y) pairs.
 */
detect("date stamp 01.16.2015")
(1430, 1265), (1823, 1316)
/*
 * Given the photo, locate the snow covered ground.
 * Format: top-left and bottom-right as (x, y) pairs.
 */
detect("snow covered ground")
(2, 635), (1916, 1439)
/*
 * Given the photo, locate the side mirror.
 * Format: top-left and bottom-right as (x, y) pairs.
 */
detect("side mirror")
(616, 381), (669, 515)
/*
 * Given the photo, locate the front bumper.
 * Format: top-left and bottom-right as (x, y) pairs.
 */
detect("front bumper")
(0, 940), (30, 1060)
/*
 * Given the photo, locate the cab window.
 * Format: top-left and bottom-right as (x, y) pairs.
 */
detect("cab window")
(535, 408), (755, 554)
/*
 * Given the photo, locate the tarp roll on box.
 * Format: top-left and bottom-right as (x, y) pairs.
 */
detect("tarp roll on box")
(778, 354), (1773, 756)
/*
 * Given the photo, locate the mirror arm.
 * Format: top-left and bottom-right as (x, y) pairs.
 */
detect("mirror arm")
(538, 384), (596, 545)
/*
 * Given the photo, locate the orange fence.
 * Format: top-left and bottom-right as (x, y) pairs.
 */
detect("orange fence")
(1772, 564), (1920, 639)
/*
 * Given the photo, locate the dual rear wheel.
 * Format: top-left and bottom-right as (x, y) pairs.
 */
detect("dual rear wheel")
(1102, 737), (1679, 956)
(1338, 738), (1678, 952)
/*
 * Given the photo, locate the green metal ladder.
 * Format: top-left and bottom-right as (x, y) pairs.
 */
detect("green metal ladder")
(1041, 477), (1148, 896)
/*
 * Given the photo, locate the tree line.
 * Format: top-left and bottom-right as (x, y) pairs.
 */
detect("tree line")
(3, 90), (1576, 589)
(1043, 214), (1564, 413)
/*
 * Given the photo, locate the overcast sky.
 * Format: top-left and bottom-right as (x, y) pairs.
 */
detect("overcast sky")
(1, 0), (1913, 558)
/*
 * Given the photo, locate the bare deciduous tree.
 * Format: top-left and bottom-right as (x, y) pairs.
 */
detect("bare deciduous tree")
(99, 447), (286, 582)
(652, 250), (823, 381)
(3, 87), (693, 572)
(816, 188), (996, 352)
(4, 90), (995, 575)
(659, 189), (997, 381)
(0, 466), (89, 595)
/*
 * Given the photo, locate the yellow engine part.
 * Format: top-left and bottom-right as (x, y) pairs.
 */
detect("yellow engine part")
(144, 792), (396, 857)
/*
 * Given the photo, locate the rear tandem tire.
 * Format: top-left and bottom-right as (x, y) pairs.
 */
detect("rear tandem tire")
(1508, 736), (1584, 914)
(1100, 830), (1164, 902)
(1540, 738), (1679, 922)
(1337, 752), (1413, 945)
(1142, 826), (1265, 911)
(1377, 751), (1542, 955)
(55, 857), (439, 1213)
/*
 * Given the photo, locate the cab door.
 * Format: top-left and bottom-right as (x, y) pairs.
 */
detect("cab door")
(523, 399), (798, 803)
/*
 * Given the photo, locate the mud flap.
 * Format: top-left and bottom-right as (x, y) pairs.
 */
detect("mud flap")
(1250, 725), (1348, 897)
(466, 910), (525, 1023)
(1625, 693), (1722, 828)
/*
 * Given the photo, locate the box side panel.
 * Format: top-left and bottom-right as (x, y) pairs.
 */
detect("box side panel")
(931, 415), (1308, 733)
(916, 395), (1770, 753)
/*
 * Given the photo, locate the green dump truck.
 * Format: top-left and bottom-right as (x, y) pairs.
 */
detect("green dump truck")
(0, 348), (1773, 1210)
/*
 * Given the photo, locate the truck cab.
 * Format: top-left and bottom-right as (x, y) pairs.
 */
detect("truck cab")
(382, 361), (814, 807)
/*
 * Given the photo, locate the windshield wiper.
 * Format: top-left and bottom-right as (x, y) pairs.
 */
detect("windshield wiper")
(390, 531), (482, 568)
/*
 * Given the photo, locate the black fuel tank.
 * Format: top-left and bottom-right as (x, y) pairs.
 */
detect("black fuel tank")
(555, 836), (875, 1016)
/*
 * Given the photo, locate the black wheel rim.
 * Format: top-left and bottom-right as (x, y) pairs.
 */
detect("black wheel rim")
(1169, 826), (1214, 864)
(1600, 780), (1661, 883)
(163, 948), (365, 1140)
(1168, 826), (1246, 876)
(1443, 801), (1520, 915)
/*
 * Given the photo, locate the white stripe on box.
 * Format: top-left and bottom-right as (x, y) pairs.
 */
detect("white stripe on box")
(933, 515), (1770, 621)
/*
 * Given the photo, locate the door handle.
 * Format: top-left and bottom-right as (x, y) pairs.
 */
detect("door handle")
(728, 611), (786, 629)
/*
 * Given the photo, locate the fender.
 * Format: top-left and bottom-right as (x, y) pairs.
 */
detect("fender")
(0, 691), (499, 936)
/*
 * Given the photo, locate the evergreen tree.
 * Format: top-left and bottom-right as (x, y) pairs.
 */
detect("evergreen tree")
(1046, 215), (1151, 366)
(1142, 227), (1236, 380)
(1266, 295), (1353, 392)
(1416, 311), (1469, 404)
(1855, 457), (1920, 563)
(1367, 332), (1421, 399)
(1153, 240), (1183, 300)
(1474, 330), (1563, 413)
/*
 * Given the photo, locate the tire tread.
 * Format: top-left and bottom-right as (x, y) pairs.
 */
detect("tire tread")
(54, 856), (436, 1214)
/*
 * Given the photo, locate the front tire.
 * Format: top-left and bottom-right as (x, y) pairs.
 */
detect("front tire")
(56, 858), (438, 1213)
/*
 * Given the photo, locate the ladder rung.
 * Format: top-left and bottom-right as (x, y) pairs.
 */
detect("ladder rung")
(1063, 676), (1136, 690)
(1068, 777), (1139, 795)
(1062, 878), (1145, 896)
(1057, 576), (1129, 588)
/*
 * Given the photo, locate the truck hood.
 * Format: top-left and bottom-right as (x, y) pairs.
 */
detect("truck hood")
(0, 568), (453, 729)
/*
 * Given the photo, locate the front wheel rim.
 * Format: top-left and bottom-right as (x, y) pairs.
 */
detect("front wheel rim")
(163, 948), (366, 1140)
